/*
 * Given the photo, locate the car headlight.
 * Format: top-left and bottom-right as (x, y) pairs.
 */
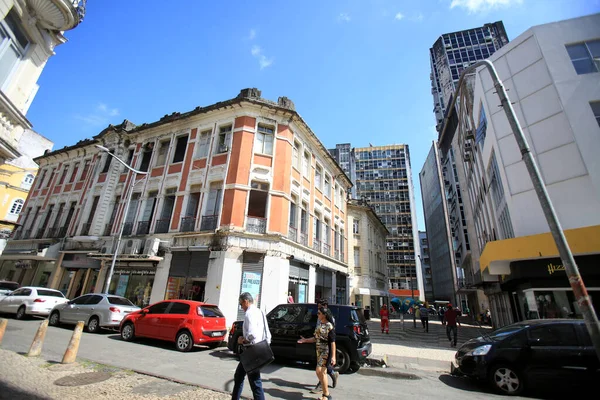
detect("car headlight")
(467, 344), (491, 356)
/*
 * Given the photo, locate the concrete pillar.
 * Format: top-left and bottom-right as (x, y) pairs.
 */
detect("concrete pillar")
(95, 261), (109, 294)
(150, 253), (171, 304)
(205, 250), (242, 328)
(308, 265), (316, 303)
(262, 254), (288, 313)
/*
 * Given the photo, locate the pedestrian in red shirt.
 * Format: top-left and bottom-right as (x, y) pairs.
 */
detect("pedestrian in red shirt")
(380, 304), (390, 334)
(443, 304), (461, 347)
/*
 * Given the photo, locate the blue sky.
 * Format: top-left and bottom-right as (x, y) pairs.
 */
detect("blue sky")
(27, 0), (599, 229)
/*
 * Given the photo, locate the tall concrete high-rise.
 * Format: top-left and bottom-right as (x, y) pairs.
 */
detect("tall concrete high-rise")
(418, 231), (434, 302)
(430, 21), (509, 132)
(351, 144), (423, 299)
(328, 143), (356, 199)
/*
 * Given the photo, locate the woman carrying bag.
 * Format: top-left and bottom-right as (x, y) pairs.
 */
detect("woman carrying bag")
(298, 307), (336, 400)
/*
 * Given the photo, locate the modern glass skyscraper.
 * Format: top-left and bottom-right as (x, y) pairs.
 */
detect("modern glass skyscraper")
(430, 21), (509, 132)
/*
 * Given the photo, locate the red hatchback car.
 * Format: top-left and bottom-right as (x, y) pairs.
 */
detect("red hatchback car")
(119, 300), (227, 352)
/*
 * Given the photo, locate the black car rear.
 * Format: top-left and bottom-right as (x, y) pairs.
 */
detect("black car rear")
(227, 303), (371, 373)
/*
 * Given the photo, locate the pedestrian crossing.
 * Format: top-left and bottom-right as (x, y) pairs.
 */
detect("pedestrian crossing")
(367, 317), (493, 349)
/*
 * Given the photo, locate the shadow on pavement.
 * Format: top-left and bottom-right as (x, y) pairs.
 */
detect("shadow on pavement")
(105, 334), (217, 353)
(0, 380), (50, 400)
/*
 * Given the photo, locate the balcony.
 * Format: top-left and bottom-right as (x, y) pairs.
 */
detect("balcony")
(299, 232), (308, 247)
(313, 239), (321, 253)
(46, 228), (59, 238)
(123, 222), (133, 236)
(80, 222), (91, 236)
(28, 0), (87, 31)
(137, 221), (151, 235)
(334, 249), (340, 260)
(180, 216), (196, 233)
(200, 215), (218, 231)
(35, 228), (46, 239)
(288, 226), (297, 242)
(104, 224), (113, 237)
(246, 216), (267, 234)
(322, 243), (330, 256)
(22, 229), (31, 239)
(154, 219), (170, 234)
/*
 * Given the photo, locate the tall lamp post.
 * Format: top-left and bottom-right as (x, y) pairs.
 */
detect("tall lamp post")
(95, 145), (148, 294)
(444, 60), (600, 360)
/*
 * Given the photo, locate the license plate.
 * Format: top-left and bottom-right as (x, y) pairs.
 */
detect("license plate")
(212, 331), (224, 337)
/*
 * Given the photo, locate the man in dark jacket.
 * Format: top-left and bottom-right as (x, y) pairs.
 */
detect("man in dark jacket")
(443, 304), (461, 347)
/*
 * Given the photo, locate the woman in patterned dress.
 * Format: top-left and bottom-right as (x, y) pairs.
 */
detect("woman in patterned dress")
(298, 307), (336, 400)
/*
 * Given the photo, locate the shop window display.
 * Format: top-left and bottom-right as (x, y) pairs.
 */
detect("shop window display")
(165, 277), (205, 302)
(109, 272), (155, 307)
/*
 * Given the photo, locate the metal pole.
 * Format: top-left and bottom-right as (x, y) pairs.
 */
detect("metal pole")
(95, 145), (148, 294)
(444, 60), (600, 361)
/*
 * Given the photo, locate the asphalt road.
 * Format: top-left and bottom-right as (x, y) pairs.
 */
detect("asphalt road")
(0, 317), (543, 400)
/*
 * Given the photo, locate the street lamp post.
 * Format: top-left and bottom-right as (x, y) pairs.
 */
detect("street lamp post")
(443, 60), (600, 360)
(95, 145), (148, 294)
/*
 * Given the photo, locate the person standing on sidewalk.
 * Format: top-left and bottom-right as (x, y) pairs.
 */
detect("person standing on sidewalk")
(443, 304), (461, 347)
(231, 292), (271, 400)
(379, 304), (390, 334)
(417, 304), (430, 333)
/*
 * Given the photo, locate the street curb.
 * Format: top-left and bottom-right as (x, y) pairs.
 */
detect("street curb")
(357, 366), (421, 380)
(367, 354), (450, 373)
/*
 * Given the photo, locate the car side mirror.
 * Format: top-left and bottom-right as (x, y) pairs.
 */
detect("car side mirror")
(141, 309), (148, 315)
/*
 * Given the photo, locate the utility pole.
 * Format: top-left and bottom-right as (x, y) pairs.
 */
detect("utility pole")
(443, 60), (600, 361)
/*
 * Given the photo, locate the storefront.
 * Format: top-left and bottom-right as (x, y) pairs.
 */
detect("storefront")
(237, 251), (264, 320)
(501, 255), (600, 322)
(0, 259), (57, 287)
(288, 261), (309, 303)
(353, 287), (388, 316)
(165, 250), (210, 303)
(108, 262), (157, 307)
(58, 253), (101, 298)
(335, 271), (348, 305)
(314, 266), (333, 304)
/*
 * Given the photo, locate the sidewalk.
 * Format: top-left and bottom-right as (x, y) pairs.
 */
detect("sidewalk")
(366, 317), (492, 372)
(0, 349), (229, 400)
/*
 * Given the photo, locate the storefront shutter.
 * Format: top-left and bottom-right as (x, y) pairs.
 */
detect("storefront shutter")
(170, 252), (191, 277)
(237, 252), (265, 321)
(188, 252), (209, 278)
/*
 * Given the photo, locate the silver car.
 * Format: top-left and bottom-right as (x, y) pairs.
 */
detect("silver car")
(0, 286), (68, 319)
(49, 293), (140, 333)
(0, 281), (19, 296)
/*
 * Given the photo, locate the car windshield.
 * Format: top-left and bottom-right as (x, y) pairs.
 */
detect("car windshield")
(488, 324), (527, 341)
(36, 289), (65, 298)
(107, 296), (135, 306)
(198, 306), (224, 317)
(0, 282), (18, 290)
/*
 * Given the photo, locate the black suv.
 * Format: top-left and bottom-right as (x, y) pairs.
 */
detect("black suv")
(227, 303), (371, 373)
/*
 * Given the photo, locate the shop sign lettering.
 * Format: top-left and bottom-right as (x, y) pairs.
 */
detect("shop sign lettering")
(113, 269), (156, 276)
(15, 260), (32, 269)
(241, 271), (261, 305)
(547, 263), (565, 275)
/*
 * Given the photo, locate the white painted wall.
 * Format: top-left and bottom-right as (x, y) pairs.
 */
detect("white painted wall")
(261, 254), (288, 313)
(149, 253), (170, 304)
(473, 13), (600, 238)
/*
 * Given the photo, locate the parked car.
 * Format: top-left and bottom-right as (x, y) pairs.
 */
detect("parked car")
(451, 319), (598, 395)
(0, 280), (19, 296)
(227, 303), (371, 373)
(0, 286), (68, 319)
(49, 293), (140, 333)
(119, 300), (227, 352)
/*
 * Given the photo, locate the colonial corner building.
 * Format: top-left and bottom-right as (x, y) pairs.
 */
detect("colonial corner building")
(1, 88), (353, 325)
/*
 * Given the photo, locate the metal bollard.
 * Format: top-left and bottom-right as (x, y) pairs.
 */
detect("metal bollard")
(61, 321), (84, 364)
(0, 318), (7, 345)
(27, 319), (49, 357)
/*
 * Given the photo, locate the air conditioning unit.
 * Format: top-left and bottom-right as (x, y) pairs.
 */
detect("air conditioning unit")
(465, 129), (475, 140)
(100, 238), (115, 254)
(120, 239), (142, 255)
(143, 238), (160, 257)
(464, 153), (472, 162)
(465, 142), (473, 152)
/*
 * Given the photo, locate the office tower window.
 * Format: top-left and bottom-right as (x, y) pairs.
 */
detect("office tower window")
(566, 40), (600, 75)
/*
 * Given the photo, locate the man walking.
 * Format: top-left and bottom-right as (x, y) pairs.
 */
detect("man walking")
(443, 303), (461, 347)
(232, 292), (271, 400)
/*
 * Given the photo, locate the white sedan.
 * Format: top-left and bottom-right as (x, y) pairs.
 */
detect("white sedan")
(0, 286), (69, 319)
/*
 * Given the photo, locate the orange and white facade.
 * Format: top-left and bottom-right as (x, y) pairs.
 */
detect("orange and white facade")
(4, 89), (352, 325)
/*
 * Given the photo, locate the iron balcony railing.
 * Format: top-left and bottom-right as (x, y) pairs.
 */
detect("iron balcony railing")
(80, 222), (91, 236)
(154, 219), (170, 234)
(123, 222), (133, 236)
(334, 249), (340, 260)
(288, 226), (297, 242)
(58, 226), (68, 238)
(200, 215), (218, 231)
(46, 228), (59, 238)
(299, 232), (308, 246)
(313, 239), (321, 252)
(35, 228), (46, 239)
(180, 216), (196, 232)
(340, 252), (345, 262)
(23, 229), (32, 239)
(246, 216), (267, 234)
(137, 221), (151, 235)
(322, 243), (330, 256)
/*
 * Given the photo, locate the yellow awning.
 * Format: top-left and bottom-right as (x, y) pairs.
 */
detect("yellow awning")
(480, 225), (600, 275)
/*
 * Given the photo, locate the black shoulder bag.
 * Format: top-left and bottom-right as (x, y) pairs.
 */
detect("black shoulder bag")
(240, 310), (274, 374)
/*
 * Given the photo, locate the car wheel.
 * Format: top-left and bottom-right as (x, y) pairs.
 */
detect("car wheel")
(334, 346), (351, 374)
(489, 363), (524, 396)
(348, 361), (361, 373)
(15, 305), (26, 320)
(49, 311), (60, 326)
(87, 316), (100, 333)
(176, 330), (194, 352)
(121, 322), (135, 341)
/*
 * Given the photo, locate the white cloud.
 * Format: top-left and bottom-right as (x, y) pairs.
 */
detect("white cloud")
(394, 12), (404, 21)
(338, 13), (351, 23)
(75, 103), (119, 127)
(415, 13), (424, 22)
(250, 45), (273, 70)
(450, 0), (523, 13)
(248, 29), (256, 40)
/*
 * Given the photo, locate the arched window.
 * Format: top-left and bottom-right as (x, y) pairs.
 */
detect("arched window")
(9, 199), (24, 215)
(23, 174), (34, 185)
